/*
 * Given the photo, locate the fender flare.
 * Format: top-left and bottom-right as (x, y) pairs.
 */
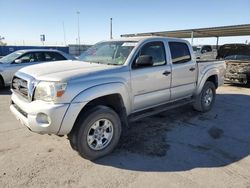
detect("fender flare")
(71, 82), (131, 113)
(195, 68), (219, 95)
(58, 82), (131, 135)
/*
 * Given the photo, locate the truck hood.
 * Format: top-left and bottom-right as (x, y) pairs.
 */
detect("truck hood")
(19, 60), (116, 81)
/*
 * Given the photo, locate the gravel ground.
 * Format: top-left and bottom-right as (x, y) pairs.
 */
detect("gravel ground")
(0, 85), (250, 188)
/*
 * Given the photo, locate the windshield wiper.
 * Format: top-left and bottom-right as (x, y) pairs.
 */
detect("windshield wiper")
(86, 61), (120, 66)
(106, 63), (120, 66)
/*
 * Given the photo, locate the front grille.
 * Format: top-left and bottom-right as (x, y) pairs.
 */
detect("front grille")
(12, 76), (29, 99)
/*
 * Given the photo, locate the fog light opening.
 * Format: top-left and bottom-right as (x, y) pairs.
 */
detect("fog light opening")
(36, 113), (51, 125)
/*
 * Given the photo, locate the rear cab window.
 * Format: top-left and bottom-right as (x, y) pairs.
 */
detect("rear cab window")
(169, 42), (191, 64)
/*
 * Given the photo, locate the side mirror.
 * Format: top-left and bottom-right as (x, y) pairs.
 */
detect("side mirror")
(135, 55), (153, 67)
(14, 59), (22, 64)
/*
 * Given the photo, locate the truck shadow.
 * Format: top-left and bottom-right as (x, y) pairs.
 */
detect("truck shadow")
(95, 93), (250, 172)
(0, 87), (11, 95)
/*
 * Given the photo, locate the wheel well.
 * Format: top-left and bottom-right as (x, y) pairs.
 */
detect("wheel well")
(70, 94), (128, 134)
(206, 75), (218, 88)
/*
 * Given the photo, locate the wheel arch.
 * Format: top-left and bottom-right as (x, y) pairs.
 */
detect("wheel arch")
(58, 82), (131, 135)
(195, 69), (219, 96)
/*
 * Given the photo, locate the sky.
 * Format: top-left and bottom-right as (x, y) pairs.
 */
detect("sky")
(0, 0), (250, 46)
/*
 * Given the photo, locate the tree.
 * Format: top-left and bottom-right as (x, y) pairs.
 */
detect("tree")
(0, 41), (7, 46)
(0, 36), (6, 46)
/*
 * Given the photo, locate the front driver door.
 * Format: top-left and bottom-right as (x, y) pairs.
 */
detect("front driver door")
(130, 41), (171, 112)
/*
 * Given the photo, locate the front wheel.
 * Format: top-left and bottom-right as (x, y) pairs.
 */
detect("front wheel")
(69, 105), (122, 160)
(193, 81), (216, 112)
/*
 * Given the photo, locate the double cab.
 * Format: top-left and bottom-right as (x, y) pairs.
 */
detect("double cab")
(10, 37), (225, 160)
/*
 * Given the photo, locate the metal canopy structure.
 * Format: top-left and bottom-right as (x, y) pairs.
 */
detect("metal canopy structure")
(121, 24), (250, 38)
(121, 24), (250, 47)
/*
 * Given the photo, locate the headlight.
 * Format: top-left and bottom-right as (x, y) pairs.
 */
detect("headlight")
(34, 82), (67, 102)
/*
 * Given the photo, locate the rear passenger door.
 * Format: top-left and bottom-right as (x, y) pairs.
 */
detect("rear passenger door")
(131, 41), (171, 112)
(169, 42), (197, 100)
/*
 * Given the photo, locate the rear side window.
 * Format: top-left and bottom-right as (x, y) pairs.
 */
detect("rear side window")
(35, 52), (46, 62)
(169, 42), (191, 64)
(47, 52), (66, 61)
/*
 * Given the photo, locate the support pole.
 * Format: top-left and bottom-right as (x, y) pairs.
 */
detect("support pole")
(216, 37), (219, 50)
(110, 18), (113, 39)
(191, 31), (194, 46)
(77, 11), (80, 55)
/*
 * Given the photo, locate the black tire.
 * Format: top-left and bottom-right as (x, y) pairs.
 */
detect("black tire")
(0, 76), (4, 89)
(193, 81), (216, 112)
(68, 132), (78, 151)
(69, 105), (122, 160)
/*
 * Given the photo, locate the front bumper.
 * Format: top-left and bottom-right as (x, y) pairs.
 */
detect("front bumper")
(10, 93), (69, 134)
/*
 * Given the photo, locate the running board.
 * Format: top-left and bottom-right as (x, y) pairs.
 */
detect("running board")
(128, 98), (194, 122)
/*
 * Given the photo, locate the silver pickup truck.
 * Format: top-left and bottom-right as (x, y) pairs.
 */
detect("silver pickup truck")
(10, 37), (225, 160)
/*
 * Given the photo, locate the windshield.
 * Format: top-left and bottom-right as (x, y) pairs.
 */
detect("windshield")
(0, 51), (24, 64)
(79, 41), (137, 65)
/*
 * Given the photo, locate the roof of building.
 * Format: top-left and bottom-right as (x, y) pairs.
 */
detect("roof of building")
(121, 24), (250, 38)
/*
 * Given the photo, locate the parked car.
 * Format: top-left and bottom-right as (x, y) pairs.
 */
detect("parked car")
(0, 49), (75, 88)
(193, 45), (217, 60)
(10, 37), (225, 160)
(216, 43), (250, 59)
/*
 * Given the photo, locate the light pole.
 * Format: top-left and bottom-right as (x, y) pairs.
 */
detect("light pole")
(77, 11), (81, 55)
(0, 36), (5, 56)
(110, 18), (113, 39)
(62, 22), (67, 46)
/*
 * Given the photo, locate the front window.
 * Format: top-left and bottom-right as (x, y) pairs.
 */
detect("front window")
(79, 41), (137, 65)
(0, 51), (24, 64)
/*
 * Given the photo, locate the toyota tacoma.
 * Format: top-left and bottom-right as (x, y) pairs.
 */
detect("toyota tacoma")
(10, 37), (225, 160)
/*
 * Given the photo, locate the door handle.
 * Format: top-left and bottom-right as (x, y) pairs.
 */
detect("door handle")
(189, 67), (196, 71)
(162, 70), (171, 76)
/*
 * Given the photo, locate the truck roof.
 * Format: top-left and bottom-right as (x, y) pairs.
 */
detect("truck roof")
(16, 49), (63, 53)
(108, 36), (188, 43)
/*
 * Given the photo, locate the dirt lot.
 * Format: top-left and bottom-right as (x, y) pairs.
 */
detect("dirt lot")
(0, 85), (250, 188)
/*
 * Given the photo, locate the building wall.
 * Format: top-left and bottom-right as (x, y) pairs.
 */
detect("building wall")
(0, 45), (92, 57)
(0, 46), (69, 56)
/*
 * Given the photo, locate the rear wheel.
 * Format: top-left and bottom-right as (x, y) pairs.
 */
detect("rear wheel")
(69, 105), (122, 160)
(193, 81), (216, 112)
